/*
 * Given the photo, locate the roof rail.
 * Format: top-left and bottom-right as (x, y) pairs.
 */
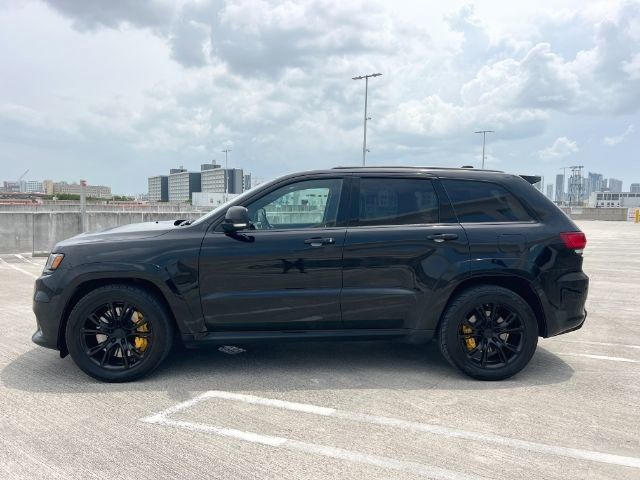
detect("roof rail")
(331, 165), (504, 173)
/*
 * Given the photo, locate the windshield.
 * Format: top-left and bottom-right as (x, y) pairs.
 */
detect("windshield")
(190, 182), (272, 226)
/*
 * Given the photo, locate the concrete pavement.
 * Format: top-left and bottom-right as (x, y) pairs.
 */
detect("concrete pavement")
(1, 221), (639, 479)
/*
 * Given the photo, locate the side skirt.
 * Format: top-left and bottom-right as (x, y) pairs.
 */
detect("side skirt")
(181, 328), (434, 348)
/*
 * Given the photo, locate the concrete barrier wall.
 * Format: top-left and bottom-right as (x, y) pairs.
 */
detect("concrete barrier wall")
(560, 207), (628, 221)
(0, 211), (201, 254)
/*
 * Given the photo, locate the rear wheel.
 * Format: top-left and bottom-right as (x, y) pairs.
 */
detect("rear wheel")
(65, 284), (173, 382)
(438, 286), (538, 380)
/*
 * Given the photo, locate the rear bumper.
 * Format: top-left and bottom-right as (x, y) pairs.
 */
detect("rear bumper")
(542, 271), (589, 337)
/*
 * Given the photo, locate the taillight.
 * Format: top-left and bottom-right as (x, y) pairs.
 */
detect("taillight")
(560, 232), (587, 252)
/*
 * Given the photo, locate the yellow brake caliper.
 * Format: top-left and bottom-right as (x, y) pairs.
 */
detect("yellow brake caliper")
(462, 325), (476, 351)
(132, 311), (149, 352)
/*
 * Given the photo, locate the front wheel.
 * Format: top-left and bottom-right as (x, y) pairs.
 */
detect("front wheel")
(65, 284), (174, 382)
(438, 286), (538, 381)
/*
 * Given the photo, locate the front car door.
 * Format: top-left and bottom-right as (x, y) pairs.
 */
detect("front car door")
(199, 175), (349, 331)
(341, 174), (470, 333)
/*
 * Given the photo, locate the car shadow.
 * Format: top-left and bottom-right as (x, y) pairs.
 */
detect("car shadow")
(2, 340), (573, 398)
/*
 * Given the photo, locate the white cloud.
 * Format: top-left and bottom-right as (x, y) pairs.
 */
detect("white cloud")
(538, 136), (579, 160)
(2, 0), (640, 193)
(604, 124), (635, 146)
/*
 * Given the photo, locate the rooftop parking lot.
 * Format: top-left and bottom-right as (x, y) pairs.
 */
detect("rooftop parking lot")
(1, 220), (639, 480)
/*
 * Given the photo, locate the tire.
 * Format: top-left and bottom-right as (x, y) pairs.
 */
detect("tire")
(438, 285), (538, 381)
(65, 284), (174, 382)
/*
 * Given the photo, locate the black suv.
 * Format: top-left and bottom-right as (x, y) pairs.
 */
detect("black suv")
(32, 167), (588, 382)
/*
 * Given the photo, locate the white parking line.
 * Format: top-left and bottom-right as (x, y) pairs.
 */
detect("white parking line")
(145, 417), (480, 480)
(0, 258), (38, 279)
(142, 390), (640, 470)
(554, 339), (640, 350)
(558, 353), (640, 363)
(14, 253), (43, 267)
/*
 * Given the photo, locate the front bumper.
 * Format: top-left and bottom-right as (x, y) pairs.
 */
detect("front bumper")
(32, 274), (64, 351)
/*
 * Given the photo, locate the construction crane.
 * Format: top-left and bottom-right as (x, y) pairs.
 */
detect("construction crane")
(17, 169), (29, 182)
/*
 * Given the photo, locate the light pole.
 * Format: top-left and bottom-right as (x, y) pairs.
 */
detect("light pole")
(222, 149), (231, 201)
(474, 130), (494, 169)
(353, 73), (382, 166)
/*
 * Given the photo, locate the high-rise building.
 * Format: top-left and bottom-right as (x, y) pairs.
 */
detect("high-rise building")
(243, 174), (252, 191)
(586, 172), (603, 199)
(200, 162), (225, 193)
(546, 184), (554, 200)
(227, 168), (244, 194)
(555, 174), (564, 203)
(23, 180), (43, 193)
(631, 183), (640, 193)
(148, 175), (169, 202)
(168, 168), (201, 203)
(608, 178), (623, 193)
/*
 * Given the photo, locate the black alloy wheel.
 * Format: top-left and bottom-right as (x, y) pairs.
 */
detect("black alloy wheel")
(66, 284), (173, 382)
(80, 302), (152, 370)
(458, 303), (524, 369)
(438, 285), (538, 380)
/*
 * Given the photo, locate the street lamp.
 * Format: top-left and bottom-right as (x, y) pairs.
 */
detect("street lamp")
(353, 73), (382, 166)
(474, 130), (494, 169)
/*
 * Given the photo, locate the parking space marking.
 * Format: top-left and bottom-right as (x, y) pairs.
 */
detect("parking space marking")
(558, 353), (640, 363)
(554, 339), (640, 350)
(14, 253), (43, 267)
(0, 258), (38, 279)
(144, 412), (479, 480)
(142, 391), (640, 470)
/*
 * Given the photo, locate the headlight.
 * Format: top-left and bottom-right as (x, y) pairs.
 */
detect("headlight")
(44, 253), (65, 271)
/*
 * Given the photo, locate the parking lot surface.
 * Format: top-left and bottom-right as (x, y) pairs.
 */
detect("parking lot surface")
(1, 221), (639, 479)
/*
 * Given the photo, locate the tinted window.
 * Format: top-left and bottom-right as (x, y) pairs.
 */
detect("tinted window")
(441, 179), (532, 223)
(356, 178), (439, 226)
(246, 178), (343, 230)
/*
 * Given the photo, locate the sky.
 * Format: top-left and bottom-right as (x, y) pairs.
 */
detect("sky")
(0, 0), (639, 195)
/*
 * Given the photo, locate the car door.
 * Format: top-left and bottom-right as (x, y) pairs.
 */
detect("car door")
(341, 175), (469, 330)
(199, 176), (349, 331)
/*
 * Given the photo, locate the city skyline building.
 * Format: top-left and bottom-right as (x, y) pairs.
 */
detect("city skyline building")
(148, 175), (169, 202)
(555, 174), (564, 203)
(168, 168), (201, 203)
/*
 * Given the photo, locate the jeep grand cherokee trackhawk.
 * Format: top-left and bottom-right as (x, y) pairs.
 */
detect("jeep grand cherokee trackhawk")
(32, 167), (589, 382)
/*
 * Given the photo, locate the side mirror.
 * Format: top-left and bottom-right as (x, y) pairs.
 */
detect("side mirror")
(222, 206), (250, 232)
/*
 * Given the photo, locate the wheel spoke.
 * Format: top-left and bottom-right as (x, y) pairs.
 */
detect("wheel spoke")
(81, 329), (105, 335)
(120, 303), (135, 325)
(492, 340), (508, 365)
(497, 326), (524, 334)
(489, 303), (498, 324)
(120, 342), (130, 369)
(100, 342), (116, 366)
(85, 340), (108, 356)
(480, 340), (488, 367)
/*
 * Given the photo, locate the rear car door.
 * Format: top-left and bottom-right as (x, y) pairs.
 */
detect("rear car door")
(199, 176), (349, 331)
(341, 175), (469, 332)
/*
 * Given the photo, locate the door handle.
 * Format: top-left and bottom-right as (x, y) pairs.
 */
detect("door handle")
(427, 233), (458, 243)
(304, 237), (335, 247)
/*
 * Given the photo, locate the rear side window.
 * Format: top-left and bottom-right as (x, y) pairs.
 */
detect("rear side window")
(356, 178), (439, 226)
(441, 179), (533, 223)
